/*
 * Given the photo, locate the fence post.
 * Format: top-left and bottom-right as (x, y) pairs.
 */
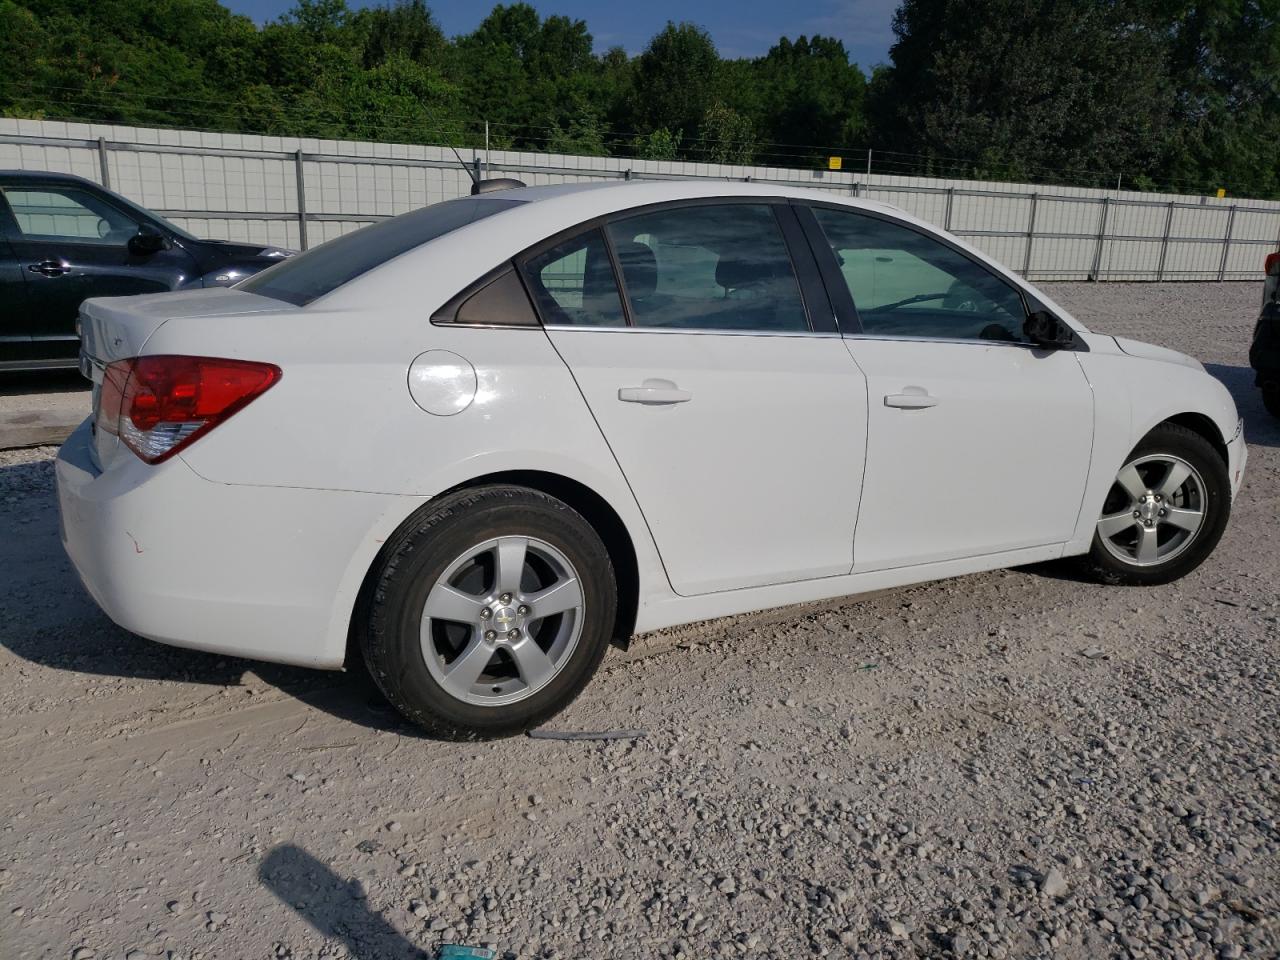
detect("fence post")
(1022, 193), (1039, 276)
(866, 148), (871, 176)
(944, 187), (954, 231)
(1156, 201), (1174, 283)
(1217, 205), (1236, 282)
(96, 137), (111, 189)
(294, 149), (308, 251)
(1090, 197), (1110, 281)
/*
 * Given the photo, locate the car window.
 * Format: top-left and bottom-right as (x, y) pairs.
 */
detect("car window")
(811, 207), (1028, 342)
(240, 196), (524, 307)
(522, 229), (626, 327)
(605, 204), (809, 332)
(445, 265), (540, 327)
(3, 186), (139, 245)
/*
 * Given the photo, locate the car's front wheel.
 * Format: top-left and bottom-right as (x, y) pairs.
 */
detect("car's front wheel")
(1083, 423), (1230, 586)
(360, 486), (617, 739)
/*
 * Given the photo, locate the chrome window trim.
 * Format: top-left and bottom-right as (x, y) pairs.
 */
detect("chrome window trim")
(541, 324), (842, 339)
(844, 332), (1042, 350)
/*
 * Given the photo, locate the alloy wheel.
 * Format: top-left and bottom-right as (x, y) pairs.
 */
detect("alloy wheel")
(419, 536), (584, 706)
(1096, 454), (1207, 567)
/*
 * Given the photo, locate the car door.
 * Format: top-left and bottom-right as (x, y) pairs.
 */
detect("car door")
(0, 192), (34, 363)
(799, 203), (1094, 572)
(527, 200), (869, 597)
(0, 179), (194, 358)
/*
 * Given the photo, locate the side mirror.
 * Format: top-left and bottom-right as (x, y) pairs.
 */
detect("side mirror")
(1023, 310), (1076, 350)
(128, 223), (170, 255)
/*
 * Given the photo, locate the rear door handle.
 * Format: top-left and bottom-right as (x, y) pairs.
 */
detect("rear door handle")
(618, 380), (692, 405)
(884, 389), (938, 409)
(27, 259), (70, 278)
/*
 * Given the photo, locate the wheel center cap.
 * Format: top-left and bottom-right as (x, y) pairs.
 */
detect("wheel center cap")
(1139, 498), (1158, 522)
(492, 606), (518, 628)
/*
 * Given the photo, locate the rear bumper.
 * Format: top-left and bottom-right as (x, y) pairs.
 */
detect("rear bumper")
(55, 418), (413, 669)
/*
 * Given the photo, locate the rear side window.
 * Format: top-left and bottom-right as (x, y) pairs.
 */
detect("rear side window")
(240, 197), (524, 307)
(606, 204), (810, 333)
(522, 229), (627, 327)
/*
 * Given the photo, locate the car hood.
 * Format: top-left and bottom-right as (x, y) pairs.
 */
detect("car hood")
(1112, 336), (1205, 372)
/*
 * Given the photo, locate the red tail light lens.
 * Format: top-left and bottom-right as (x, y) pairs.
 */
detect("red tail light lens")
(1266, 252), (1280, 276)
(102, 355), (281, 464)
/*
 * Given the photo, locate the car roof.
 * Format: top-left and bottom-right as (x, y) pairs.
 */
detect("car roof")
(480, 177), (905, 216)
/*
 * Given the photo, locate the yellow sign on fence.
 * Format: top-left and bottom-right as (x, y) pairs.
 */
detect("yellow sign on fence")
(827, 156), (842, 171)
(1216, 188), (1226, 199)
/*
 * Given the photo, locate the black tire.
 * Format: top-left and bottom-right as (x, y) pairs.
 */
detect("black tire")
(359, 485), (617, 739)
(1081, 423), (1230, 586)
(1263, 385), (1280, 421)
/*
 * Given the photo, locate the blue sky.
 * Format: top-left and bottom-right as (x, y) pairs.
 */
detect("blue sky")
(220, 0), (899, 69)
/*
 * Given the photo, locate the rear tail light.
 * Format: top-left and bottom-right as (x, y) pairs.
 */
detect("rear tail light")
(1266, 252), (1280, 276)
(100, 355), (281, 464)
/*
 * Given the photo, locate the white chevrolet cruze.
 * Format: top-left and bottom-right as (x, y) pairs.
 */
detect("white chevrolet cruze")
(57, 180), (1247, 738)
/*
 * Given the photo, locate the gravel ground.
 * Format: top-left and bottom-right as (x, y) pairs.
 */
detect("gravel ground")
(1, 282), (1276, 960)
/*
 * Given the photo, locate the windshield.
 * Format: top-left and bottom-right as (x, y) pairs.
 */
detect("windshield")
(239, 196), (525, 307)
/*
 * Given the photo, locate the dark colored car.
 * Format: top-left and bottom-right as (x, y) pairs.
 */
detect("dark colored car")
(0, 171), (293, 371)
(1252, 252), (1280, 420)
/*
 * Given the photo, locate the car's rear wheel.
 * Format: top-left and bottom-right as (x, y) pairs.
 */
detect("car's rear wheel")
(1083, 423), (1229, 586)
(360, 486), (616, 739)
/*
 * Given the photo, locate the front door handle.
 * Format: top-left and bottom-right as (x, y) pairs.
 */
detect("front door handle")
(27, 259), (70, 278)
(884, 389), (938, 409)
(618, 379), (692, 405)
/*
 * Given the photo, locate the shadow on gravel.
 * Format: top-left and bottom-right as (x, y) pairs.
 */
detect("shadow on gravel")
(1205, 363), (1279, 448)
(260, 844), (428, 959)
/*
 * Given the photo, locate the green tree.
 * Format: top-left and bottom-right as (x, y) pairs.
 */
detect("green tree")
(870, 0), (1173, 185)
(1154, 0), (1280, 197)
(631, 127), (682, 161)
(448, 3), (600, 150)
(746, 36), (868, 162)
(699, 101), (756, 164)
(355, 0), (447, 69)
(629, 22), (719, 144)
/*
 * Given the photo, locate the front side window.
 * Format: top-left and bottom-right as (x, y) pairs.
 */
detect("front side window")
(522, 229), (626, 327)
(811, 207), (1028, 342)
(2, 186), (139, 245)
(605, 204), (810, 333)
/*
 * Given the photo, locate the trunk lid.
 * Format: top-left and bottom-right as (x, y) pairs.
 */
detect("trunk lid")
(80, 288), (292, 470)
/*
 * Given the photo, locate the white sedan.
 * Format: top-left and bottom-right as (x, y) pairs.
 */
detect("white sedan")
(56, 180), (1247, 738)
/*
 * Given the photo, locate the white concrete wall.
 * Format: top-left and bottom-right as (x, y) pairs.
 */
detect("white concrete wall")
(4, 117), (1278, 281)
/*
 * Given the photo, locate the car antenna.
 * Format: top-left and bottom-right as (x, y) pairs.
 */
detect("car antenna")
(427, 117), (525, 196)
(445, 139), (480, 190)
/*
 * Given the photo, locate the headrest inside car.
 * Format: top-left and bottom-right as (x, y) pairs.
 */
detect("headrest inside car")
(615, 241), (657, 300)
